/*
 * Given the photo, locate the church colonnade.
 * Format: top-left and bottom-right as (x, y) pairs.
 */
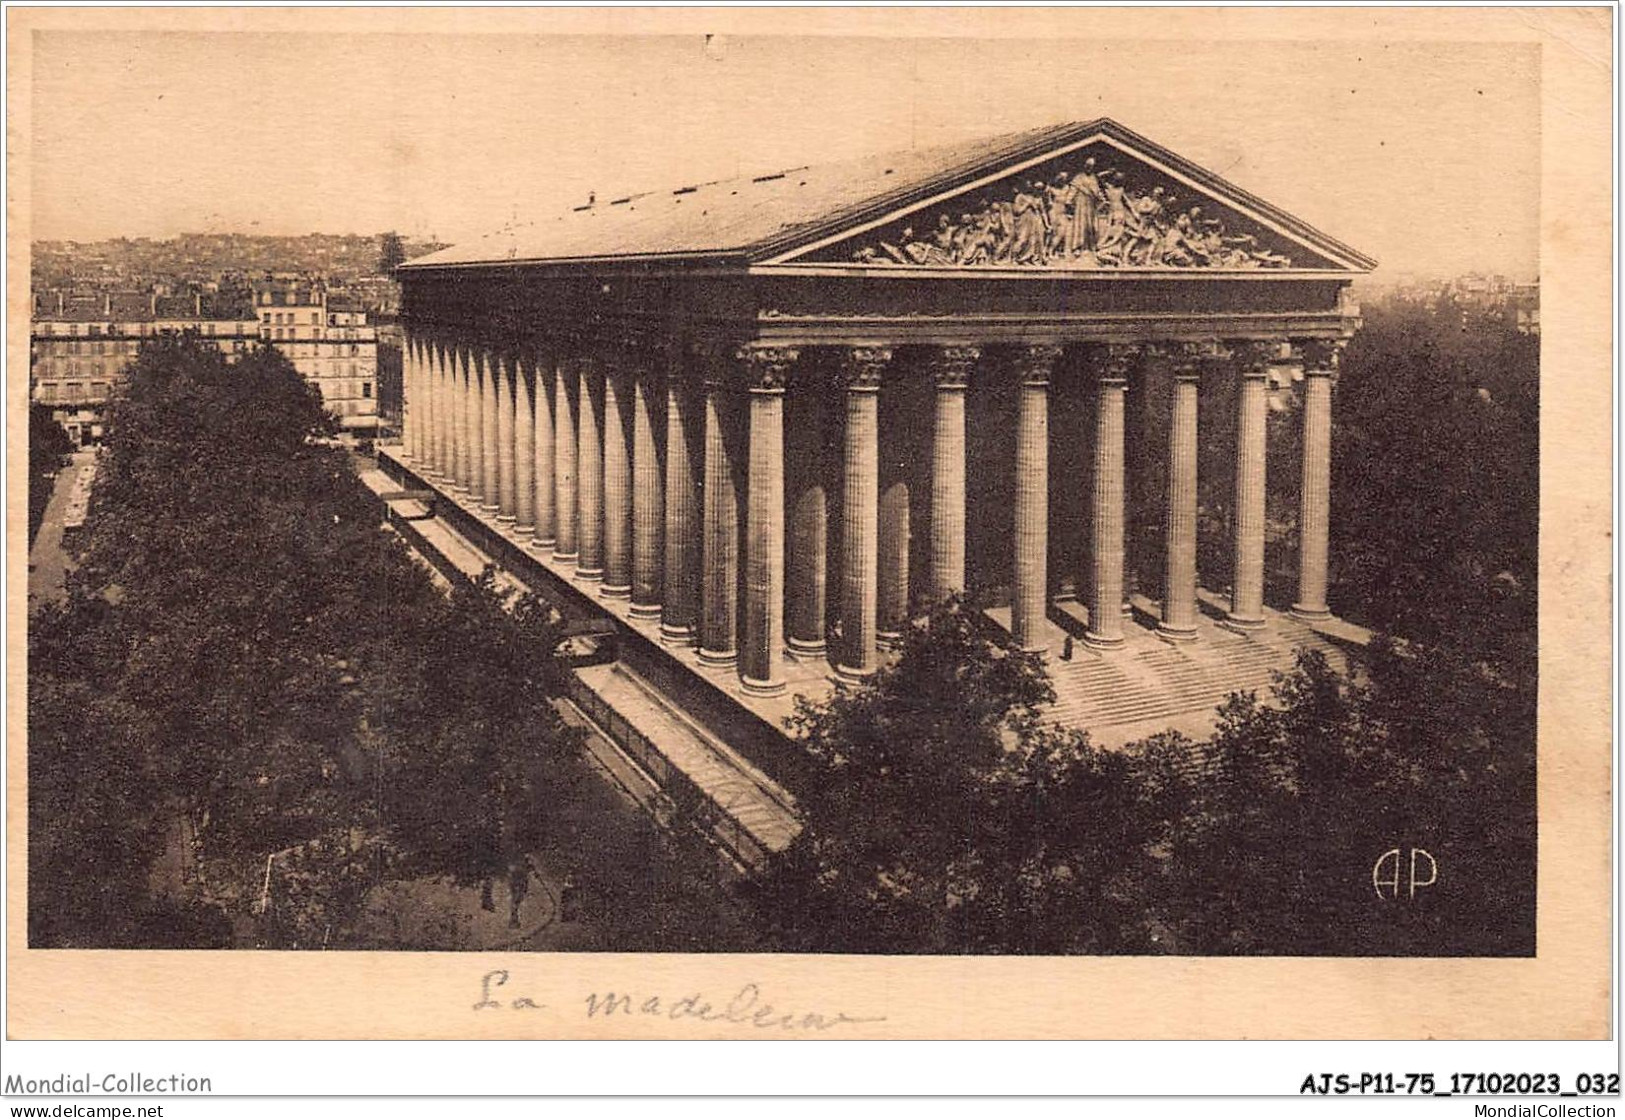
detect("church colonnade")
(398, 332), (1341, 697)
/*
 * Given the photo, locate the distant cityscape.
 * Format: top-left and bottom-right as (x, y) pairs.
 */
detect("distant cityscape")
(1351, 271), (1540, 335)
(29, 232), (445, 445)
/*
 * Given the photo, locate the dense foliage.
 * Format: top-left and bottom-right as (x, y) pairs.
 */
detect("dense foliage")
(378, 231), (407, 276)
(1330, 295), (1538, 681)
(753, 612), (1534, 956)
(28, 335), (580, 948)
(746, 597), (1170, 955)
(1143, 641), (1534, 956)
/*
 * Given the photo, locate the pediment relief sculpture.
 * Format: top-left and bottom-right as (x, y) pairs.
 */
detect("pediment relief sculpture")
(843, 156), (1295, 271)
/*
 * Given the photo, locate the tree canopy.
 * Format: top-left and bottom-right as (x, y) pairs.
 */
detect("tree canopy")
(29, 334), (580, 948)
(378, 231), (407, 276)
(746, 597), (1167, 954)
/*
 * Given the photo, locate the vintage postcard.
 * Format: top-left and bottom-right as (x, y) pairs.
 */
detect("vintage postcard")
(5, 6), (1612, 1047)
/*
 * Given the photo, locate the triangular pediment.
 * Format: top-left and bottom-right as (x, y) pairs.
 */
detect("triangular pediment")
(759, 124), (1373, 274)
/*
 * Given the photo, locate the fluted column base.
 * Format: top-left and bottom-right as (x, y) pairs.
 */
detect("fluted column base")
(696, 646), (738, 669)
(1156, 621), (1200, 643)
(660, 622), (696, 646)
(786, 636), (827, 660)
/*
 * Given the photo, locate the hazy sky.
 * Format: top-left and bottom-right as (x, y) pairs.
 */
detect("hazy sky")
(29, 30), (1540, 279)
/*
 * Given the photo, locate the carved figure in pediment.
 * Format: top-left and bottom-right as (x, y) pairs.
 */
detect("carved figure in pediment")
(846, 158), (1293, 269)
(1123, 186), (1171, 265)
(1096, 171), (1132, 261)
(1069, 158), (1103, 255)
(932, 214), (961, 264)
(1175, 210), (1212, 266)
(1010, 180), (1050, 265)
(988, 198), (1016, 261)
(960, 209), (998, 265)
(1157, 212), (1200, 267)
(1045, 173), (1074, 258)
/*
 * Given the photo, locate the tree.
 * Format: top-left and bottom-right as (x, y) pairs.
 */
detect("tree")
(746, 596), (1163, 954)
(1329, 294), (1539, 680)
(1142, 640), (1535, 956)
(30, 332), (586, 948)
(378, 231), (407, 276)
(382, 571), (583, 898)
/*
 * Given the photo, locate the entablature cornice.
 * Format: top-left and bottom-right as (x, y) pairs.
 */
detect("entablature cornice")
(746, 310), (1357, 351)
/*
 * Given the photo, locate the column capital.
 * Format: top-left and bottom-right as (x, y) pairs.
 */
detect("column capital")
(837, 345), (892, 391)
(1091, 343), (1140, 385)
(928, 344), (981, 388)
(1010, 342), (1063, 386)
(1225, 339), (1280, 378)
(1164, 341), (1222, 381)
(735, 345), (799, 391)
(1294, 337), (1347, 376)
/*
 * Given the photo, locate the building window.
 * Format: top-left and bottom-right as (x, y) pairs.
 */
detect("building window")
(361, 381), (372, 399)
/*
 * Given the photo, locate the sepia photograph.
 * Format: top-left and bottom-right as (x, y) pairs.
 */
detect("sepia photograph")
(4, 6), (1611, 1054)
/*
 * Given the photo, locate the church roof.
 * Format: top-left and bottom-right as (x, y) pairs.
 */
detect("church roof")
(402, 118), (1375, 274)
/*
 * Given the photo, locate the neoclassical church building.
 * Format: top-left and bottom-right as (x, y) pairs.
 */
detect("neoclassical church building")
(383, 119), (1374, 869)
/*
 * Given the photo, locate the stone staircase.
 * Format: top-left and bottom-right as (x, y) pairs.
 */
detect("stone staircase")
(1049, 615), (1344, 737)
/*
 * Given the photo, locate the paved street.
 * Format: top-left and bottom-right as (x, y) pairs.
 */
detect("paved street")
(28, 449), (95, 609)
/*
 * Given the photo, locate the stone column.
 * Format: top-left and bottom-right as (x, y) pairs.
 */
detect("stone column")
(461, 345), (478, 495)
(422, 336), (435, 468)
(1086, 347), (1131, 649)
(403, 335), (418, 459)
(601, 358), (633, 598)
(463, 346), (480, 497)
(456, 344), (476, 494)
(1158, 347), (1203, 642)
(424, 338), (436, 461)
(1012, 344), (1061, 652)
(480, 350), (501, 513)
(661, 352), (702, 646)
(434, 341), (452, 480)
(1226, 344), (1272, 631)
(835, 347), (890, 681)
(928, 346), (978, 603)
(496, 353), (518, 523)
(531, 351), (556, 549)
(442, 343), (458, 482)
(514, 355), (536, 534)
(576, 356), (605, 581)
(739, 347), (796, 696)
(698, 352), (743, 667)
(1292, 339), (1340, 620)
(785, 360), (830, 660)
(553, 356), (579, 563)
(631, 356), (665, 619)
